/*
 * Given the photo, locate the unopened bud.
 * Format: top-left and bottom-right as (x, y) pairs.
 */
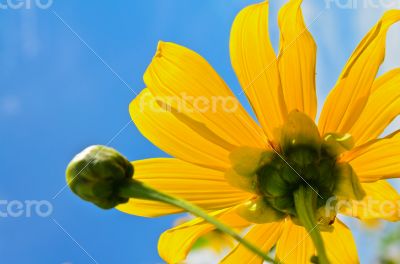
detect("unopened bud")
(66, 145), (133, 209)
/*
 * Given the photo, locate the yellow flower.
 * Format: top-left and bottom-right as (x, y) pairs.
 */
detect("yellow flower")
(117, 0), (400, 263)
(175, 216), (236, 254)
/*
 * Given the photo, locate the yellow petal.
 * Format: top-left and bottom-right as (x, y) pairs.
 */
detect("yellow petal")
(194, 230), (235, 253)
(275, 219), (316, 264)
(278, 0), (317, 120)
(130, 89), (234, 170)
(321, 220), (359, 264)
(117, 158), (250, 217)
(319, 10), (400, 135)
(230, 1), (287, 140)
(340, 180), (400, 222)
(340, 130), (400, 182)
(158, 208), (249, 263)
(349, 69), (400, 146)
(144, 41), (266, 148)
(220, 222), (284, 264)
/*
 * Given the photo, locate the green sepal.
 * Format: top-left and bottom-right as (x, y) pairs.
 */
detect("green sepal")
(237, 197), (285, 224)
(229, 147), (274, 176)
(280, 164), (301, 185)
(267, 196), (295, 215)
(280, 111), (321, 160)
(322, 133), (354, 157)
(304, 164), (320, 181)
(258, 166), (289, 197)
(334, 163), (366, 201)
(224, 169), (258, 193)
(316, 158), (336, 190)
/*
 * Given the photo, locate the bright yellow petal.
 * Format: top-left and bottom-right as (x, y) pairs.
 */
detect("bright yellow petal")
(117, 158), (250, 217)
(275, 220), (316, 264)
(319, 10), (400, 135)
(278, 0), (317, 120)
(220, 222), (284, 264)
(130, 89), (234, 170)
(144, 41), (266, 148)
(158, 208), (249, 263)
(321, 220), (359, 264)
(340, 130), (400, 182)
(340, 180), (400, 222)
(230, 1), (287, 140)
(349, 69), (400, 146)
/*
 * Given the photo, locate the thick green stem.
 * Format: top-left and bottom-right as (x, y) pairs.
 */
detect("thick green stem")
(119, 180), (276, 264)
(294, 185), (330, 264)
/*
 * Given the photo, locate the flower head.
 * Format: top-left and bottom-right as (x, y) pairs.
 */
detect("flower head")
(117, 0), (400, 263)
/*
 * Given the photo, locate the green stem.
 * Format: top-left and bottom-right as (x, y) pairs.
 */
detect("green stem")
(294, 185), (330, 264)
(119, 180), (276, 264)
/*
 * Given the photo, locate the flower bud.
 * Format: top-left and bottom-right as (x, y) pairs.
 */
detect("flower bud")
(66, 145), (133, 209)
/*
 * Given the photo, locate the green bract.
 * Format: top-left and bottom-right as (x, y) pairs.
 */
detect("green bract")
(66, 145), (133, 209)
(230, 111), (365, 227)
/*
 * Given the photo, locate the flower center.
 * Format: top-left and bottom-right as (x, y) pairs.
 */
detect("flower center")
(256, 145), (337, 216)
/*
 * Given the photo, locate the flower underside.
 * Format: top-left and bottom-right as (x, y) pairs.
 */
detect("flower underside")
(229, 111), (365, 228)
(257, 144), (337, 217)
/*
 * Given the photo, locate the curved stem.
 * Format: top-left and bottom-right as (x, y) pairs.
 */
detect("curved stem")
(294, 185), (330, 264)
(119, 180), (276, 264)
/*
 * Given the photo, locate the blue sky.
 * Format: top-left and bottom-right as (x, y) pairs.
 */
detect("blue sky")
(1, 0), (400, 263)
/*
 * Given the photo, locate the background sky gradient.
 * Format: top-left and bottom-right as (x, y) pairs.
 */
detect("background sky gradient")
(1, 0), (400, 263)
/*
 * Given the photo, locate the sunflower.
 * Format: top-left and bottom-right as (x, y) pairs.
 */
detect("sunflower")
(116, 0), (400, 263)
